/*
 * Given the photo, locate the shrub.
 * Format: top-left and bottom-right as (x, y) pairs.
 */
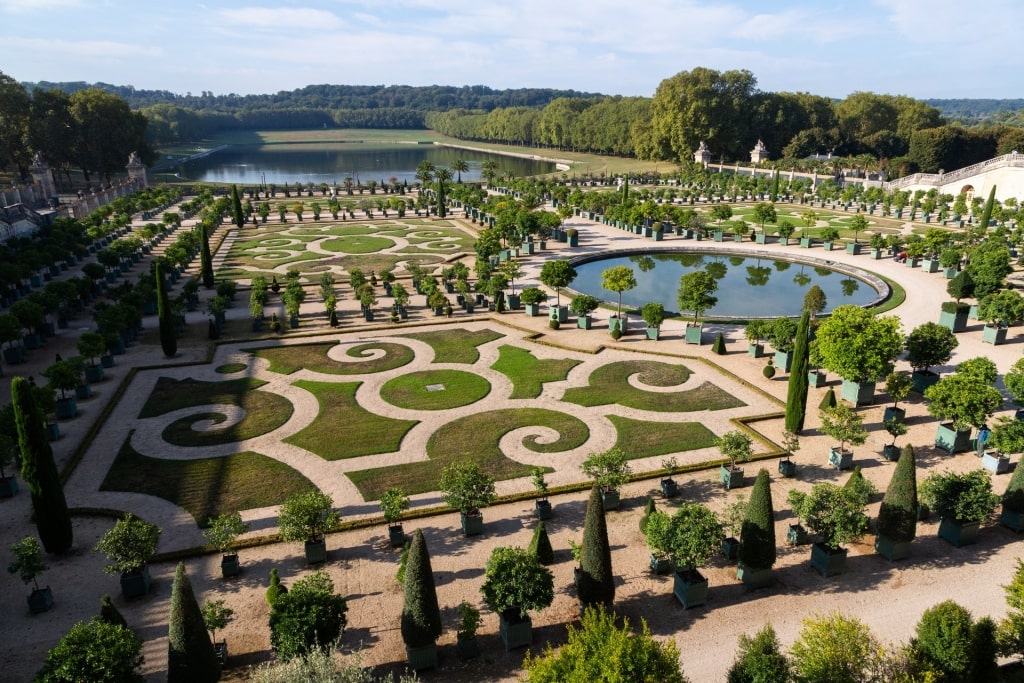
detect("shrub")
(763, 362), (776, 379)
(738, 470), (776, 572)
(920, 469), (999, 523)
(481, 546), (554, 619)
(269, 571), (348, 661)
(549, 319), (560, 330)
(529, 521), (555, 566)
(93, 514), (161, 575)
(581, 447), (631, 490)
(876, 445), (918, 543)
(578, 484), (614, 609)
(818, 387), (837, 410)
(400, 529), (442, 648)
(266, 567), (287, 606)
(648, 502), (723, 572)
(277, 490), (339, 543)
(167, 563), (220, 683)
(639, 496), (656, 533)
(913, 600), (975, 681)
(610, 327), (622, 340)
(727, 624), (790, 683)
(787, 483), (868, 549)
(438, 461), (496, 514)
(711, 332), (726, 354)
(35, 619), (144, 683)
(1003, 456), (1024, 513)
(842, 466), (876, 506)
(789, 613), (885, 683)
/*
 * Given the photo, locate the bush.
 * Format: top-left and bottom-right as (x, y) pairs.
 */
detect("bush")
(876, 445), (918, 543)
(763, 363), (776, 379)
(913, 600), (975, 681)
(712, 332), (726, 354)
(269, 571), (348, 661)
(167, 563), (220, 683)
(277, 490), (339, 544)
(400, 529), (442, 648)
(920, 469), (999, 523)
(579, 484), (614, 609)
(818, 387), (837, 411)
(639, 497), (656, 533)
(266, 567), (287, 606)
(480, 546), (554, 619)
(438, 461), (496, 514)
(727, 624), (789, 683)
(35, 619), (144, 683)
(529, 521), (555, 566)
(610, 327), (622, 340)
(549, 319), (560, 330)
(842, 466), (876, 506)
(99, 593), (128, 629)
(93, 514), (161, 575)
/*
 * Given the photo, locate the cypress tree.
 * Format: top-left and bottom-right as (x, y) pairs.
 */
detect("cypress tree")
(167, 562), (220, 683)
(13, 376), (72, 554)
(771, 171), (781, 203)
(200, 224), (215, 288)
(711, 332), (726, 355)
(1003, 453), (1024, 513)
(579, 483), (615, 610)
(785, 310), (811, 433)
(877, 444), (918, 544)
(529, 521), (555, 566)
(639, 496), (656, 533)
(737, 469), (776, 572)
(231, 184), (244, 228)
(970, 616), (1000, 682)
(155, 262), (176, 358)
(977, 185), (996, 232)
(99, 593), (128, 629)
(400, 528), (442, 649)
(818, 387), (837, 411)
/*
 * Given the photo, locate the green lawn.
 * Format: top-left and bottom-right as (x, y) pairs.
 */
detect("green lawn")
(215, 363), (247, 374)
(563, 360), (744, 412)
(380, 369), (490, 410)
(248, 341), (415, 375)
(607, 415), (718, 459)
(491, 345), (581, 398)
(400, 328), (503, 364)
(285, 380), (418, 460)
(101, 435), (314, 526)
(321, 235), (396, 254)
(348, 408), (588, 499)
(139, 377), (273, 417)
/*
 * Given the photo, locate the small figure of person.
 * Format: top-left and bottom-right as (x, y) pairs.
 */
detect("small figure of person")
(977, 424), (991, 455)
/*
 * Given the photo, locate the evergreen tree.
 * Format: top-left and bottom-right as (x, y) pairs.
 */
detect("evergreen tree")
(400, 529), (442, 649)
(155, 262), (176, 358)
(785, 310), (811, 433)
(13, 376), (72, 554)
(200, 224), (215, 288)
(877, 444), (918, 543)
(976, 185), (996, 233)
(99, 593), (128, 629)
(1002, 453), (1024, 514)
(913, 600), (975, 682)
(818, 387), (837, 411)
(711, 332), (727, 354)
(529, 521), (555, 566)
(843, 466), (876, 506)
(727, 624), (790, 683)
(167, 562), (220, 683)
(640, 496), (657, 533)
(579, 483), (615, 610)
(231, 184), (244, 228)
(737, 469), (776, 572)
(970, 616), (1000, 683)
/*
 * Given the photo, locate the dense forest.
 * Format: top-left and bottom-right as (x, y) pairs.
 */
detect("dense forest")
(5, 69), (1024, 184)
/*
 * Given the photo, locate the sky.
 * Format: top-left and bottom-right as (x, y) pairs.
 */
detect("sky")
(2, 0), (1022, 100)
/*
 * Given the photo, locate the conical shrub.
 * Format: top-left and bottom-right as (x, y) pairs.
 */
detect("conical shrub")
(712, 332), (726, 355)
(579, 483), (615, 609)
(785, 310), (811, 433)
(1003, 453), (1024, 513)
(400, 529), (442, 648)
(156, 262), (177, 358)
(818, 387), (837, 411)
(168, 562), (220, 683)
(99, 593), (128, 629)
(877, 444), (918, 543)
(639, 496), (656, 533)
(737, 469), (776, 571)
(13, 376), (72, 554)
(529, 521), (555, 565)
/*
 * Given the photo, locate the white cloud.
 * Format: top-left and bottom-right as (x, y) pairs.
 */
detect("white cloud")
(218, 6), (345, 30)
(0, 0), (83, 13)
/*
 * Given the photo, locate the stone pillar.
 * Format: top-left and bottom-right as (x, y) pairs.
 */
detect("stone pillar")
(125, 151), (148, 189)
(29, 152), (55, 199)
(10, 184), (21, 205)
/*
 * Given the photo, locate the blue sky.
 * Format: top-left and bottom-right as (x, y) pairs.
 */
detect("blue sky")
(2, 0), (1021, 100)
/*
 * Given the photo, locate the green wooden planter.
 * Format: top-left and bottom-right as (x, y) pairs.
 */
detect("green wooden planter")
(829, 447), (853, 470)
(937, 518), (980, 547)
(808, 370), (826, 388)
(773, 350), (792, 372)
(911, 370), (940, 394)
(405, 643), (438, 670)
(736, 563), (772, 590)
(800, 236), (813, 248)
(938, 308), (969, 333)
(982, 324), (1008, 345)
(304, 538), (328, 564)
(499, 612), (532, 651)
(120, 565), (152, 600)
(934, 422), (972, 454)
(601, 488), (621, 511)
(810, 543), (847, 577)
(524, 303), (541, 317)
(787, 524), (809, 545)
(1000, 507), (1024, 533)
(535, 499), (552, 520)
(55, 396), (77, 420)
(660, 478), (678, 498)
(874, 534), (911, 561)
(882, 444), (901, 462)
(685, 324), (703, 345)
(869, 248), (883, 260)
(461, 511), (484, 536)
(28, 586), (54, 614)
(846, 242), (861, 255)
(748, 343), (764, 358)
(457, 636), (480, 660)
(576, 316), (592, 329)
(883, 406), (905, 424)
(722, 537), (740, 562)
(388, 524), (407, 548)
(840, 378), (875, 406)
(608, 316), (624, 335)
(650, 553), (672, 575)
(673, 569), (708, 609)
(0, 475), (17, 498)
(720, 465), (744, 490)
(645, 327), (660, 340)
(982, 450), (1010, 474)
(549, 305), (568, 323)
(778, 458), (796, 478)
(220, 553), (240, 578)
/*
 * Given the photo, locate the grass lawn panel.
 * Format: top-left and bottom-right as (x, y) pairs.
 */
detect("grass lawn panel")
(607, 415), (718, 459)
(348, 408), (588, 499)
(215, 363), (247, 374)
(139, 377), (275, 418)
(335, 253), (443, 275)
(248, 341), (415, 375)
(101, 436), (315, 526)
(491, 344), (581, 399)
(286, 380), (418, 460)
(400, 328), (503, 364)
(160, 386), (294, 446)
(380, 369), (490, 410)
(562, 360), (745, 411)
(321, 235), (395, 254)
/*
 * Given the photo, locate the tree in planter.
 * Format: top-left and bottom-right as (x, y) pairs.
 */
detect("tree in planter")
(155, 262), (176, 358)
(752, 202), (777, 237)
(728, 624), (790, 682)
(77, 331), (107, 380)
(519, 286), (548, 312)
(947, 268), (975, 303)
(7, 535), (51, 610)
(647, 501), (723, 607)
(906, 322), (957, 381)
(997, 559), (1024, 659)
(532, 466), (551, 518)
(924, 358), (1003, 444)
(677, 269), (719, 324)
(12, 376), (72, 554)
(785, 310), (811, 433)
(379, 487), (410, 547)
(787, 483), (869, 553)
(820, 402), (868, 457)
(35, 618), (144, 683)
(277, 490), (340, 562)
(168, 562), (220, 682)
(481, 545), (554, 650)
(978, 288), (1024, 329)
(965, 238), (1012, 299)
(813, 305), (903, 403)
(201, 599), (233, 663)
(269, 571), (348, 661)
(569, 293), (600, 323)
(401, 529), (442, 666)
(581, 447), (632, 498)
(920, 469), (999, 542)
(600, 265), (637, 326)
(641, 301), (665, 337)
(202, 511), (249, 577)
(716, 429), (752, 489)
(745, 318), (769, 354)
(883, 370), (912, 421)
(579, 484), (615, 610)
(93, 513), (161, 595)
(737, 469), (776, 587)
(876, 444), (918, 560)
(439, 461), (497, 531)
(538, 259), (576, 309)
(523, 605), (687, 682)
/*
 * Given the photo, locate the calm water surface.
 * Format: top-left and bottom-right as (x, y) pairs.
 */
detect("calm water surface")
(181, 143), (555, 185)
(572, 252), (878, 318)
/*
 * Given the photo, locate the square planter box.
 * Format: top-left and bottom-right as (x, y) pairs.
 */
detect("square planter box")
(388, 524), (407, 548)
(84, 364), (105, 383)
(808, 370), (826, 388)
(754, 233), (768, 244)
(882, 444), (902, 461)
(874, 534), (912, 561)
(304, 538), (328, 564)
(1000, 507), (1024, 533)
(935, 422), (972, 454)
(524, 303), (541, 317)
(457, 636), (480, 660)
(46, 422), (60, 441)
(810, 542), (847, 577)
(799, 237), (813, 248)
(405, 643), (438, 670)
(720, 465), (744, 490)
(938, 308), (969, 333)
(722, 536), (740, 562)
(645, 327), (660, 340)
(911, 370), (939, 394)
(982, 450), (1010, 474)
(120, 565), (152, 599)
(846, 242), (861, 255)
(549, 305), (568, 323)
(661, 478), (678, 498)
(828, 446), (853, 470)
(220, 554), (240, 578)
(577, 316), (592, 329)
(601, 488), (621, 511)
(923, 259), (940, 273)
(0, 475), (17, 497)
(822, 242), (835, 252)
(883, 406), (906, 424)
(787, 523), (809, 546)
(535, 499), (552, 520)
(685, 324), (702, 345)
(982, 324), (1008, 345)
(28, 586), (54, 613)
(748, 343), (764, 358)
(840, 378), (875, 406)
(499, 612), (532, 651)
(869, 248), (883, 260)
(650, 553), (673, 575)
(938, 518), (980, 547)
(608, 317), (625, 335)
(736, 563), (772, 590)
(773, 350), (792, 372)
(778, 458), (797, 478)
(673, 568), (708, 609)
(461, 511), (484, 536)
(55, 396), (77, 420)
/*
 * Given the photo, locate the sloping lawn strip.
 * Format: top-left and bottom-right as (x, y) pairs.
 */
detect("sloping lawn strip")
(101, 435), (315, 526)
(491, 344), (581, 399)
(400, 328), (504, 364)
(562, 360), (748, 411)
(347, 408), (588, 499)
(380, 369), (490, 410)
(285, 380), (418, 460)
(608, 415), (718, 459)
(247, 341), (414, 375)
